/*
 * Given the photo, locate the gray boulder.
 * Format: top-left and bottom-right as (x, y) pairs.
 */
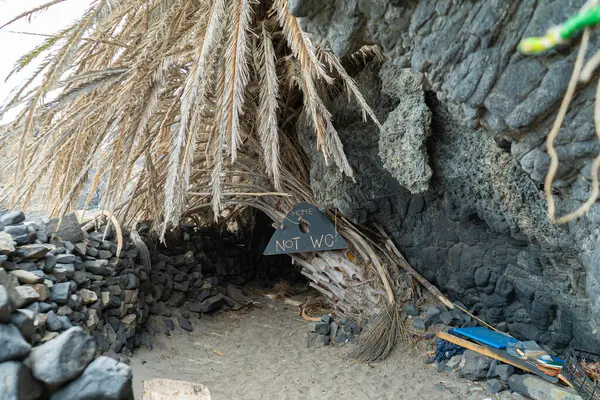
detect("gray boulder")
(458, 350), (493, 381)
(46, 213), (84, 243)
(0, 269), (26, 308)
(0, 361), (44, 400)
(14, 244), (50, 260)
(45, 311), (64, 332)
(486, 378), (504, 394)
(199, 294), (224, 313)
(3, 225), (28, 237)
(0, 284), (13, 322)
(509, 374), (582, 400)
(29, 327), (96, 386)
(495, 364), (515, 381)
(0, 324), (31, 362)
(50, 356), (133, 400)
(51, 282), (72, 304)
(56, 254), (76, 264)
(9, 309), (35, 343)
(83, 260), (109, 276)
(0, 211), (25, 226)
(44, 253), (57, 271)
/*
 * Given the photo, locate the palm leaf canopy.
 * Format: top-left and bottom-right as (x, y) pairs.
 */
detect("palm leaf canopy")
(0, 0), (381, 236)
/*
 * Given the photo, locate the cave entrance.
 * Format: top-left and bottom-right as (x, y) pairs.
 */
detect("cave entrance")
(146, 210), (310, 320)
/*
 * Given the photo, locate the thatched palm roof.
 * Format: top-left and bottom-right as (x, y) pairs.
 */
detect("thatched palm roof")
(1, 0), (412, 361)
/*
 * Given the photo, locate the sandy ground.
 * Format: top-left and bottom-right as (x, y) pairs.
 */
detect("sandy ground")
(130, 295), (523, 400)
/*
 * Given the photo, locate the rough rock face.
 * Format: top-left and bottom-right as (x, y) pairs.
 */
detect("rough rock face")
(378, 67), (432, 193)
(293, 0), (600, 353)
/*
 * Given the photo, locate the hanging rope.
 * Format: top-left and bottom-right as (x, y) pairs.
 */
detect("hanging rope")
(519, 0), (600, 225)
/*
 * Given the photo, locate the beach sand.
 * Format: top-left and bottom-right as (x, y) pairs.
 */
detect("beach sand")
(130, 295), (521, 400)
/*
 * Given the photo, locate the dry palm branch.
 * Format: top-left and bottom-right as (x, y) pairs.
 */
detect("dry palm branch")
(1, 0), (410, 361)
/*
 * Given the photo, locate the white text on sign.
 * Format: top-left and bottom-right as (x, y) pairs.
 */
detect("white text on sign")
(274, 233), (335, 253)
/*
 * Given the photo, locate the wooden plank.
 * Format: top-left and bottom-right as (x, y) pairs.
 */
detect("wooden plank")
(142, 379), (212, 400)
(437, 332), (559, 384)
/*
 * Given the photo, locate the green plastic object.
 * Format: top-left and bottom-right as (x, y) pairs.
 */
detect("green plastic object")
(519, 4), (600, 54)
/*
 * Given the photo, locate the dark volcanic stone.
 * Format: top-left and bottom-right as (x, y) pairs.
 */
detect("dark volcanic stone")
(52, 282), (72, 304)
(30, 327), (96, 386)
(314, 322), (329, 335)
(458, 350), (494, 381)
(46, 213), (84, 243)
(179, 308), (189, 319)
(178, 317), (193, 332)
(68, 294), (83, 311)
(46, 311), (63, 332)
(73, 270), (89, 286)
(49, 356), (133, 400)
(306, 332), (330, 348)
(44, 253), (57, 272)
(0, 211), (25, 225)
(10, 309), (35, 343)
(56, 254), (77, 264)
(3, 224), (28, 237)
(0, 270), (24, 309)
(98, 249), (113, 259)
(14, 261), (36, 271)
(165, 319), (175, 331)
(199, 294), (224, 313)
(122, 273), (140, 290)
(108, 316), (121, 332)
(197, 283), (217, 302)
(413, 318), (427, 330)
(58, 315), (73, 330)
(167, 292), (186, 308)
(83, 260), (109, 276)
(404, 304), (420, 316)
(486, 379), (503, 394)
(57, 263), (75, 278)
(223, 296), (235, 308)
(174, 273), (187, 282)
(0, 361), (44, 400)
(0, 284), (13, 322)
(186, 301), (203, 313)
(158, 302), (171, 317)
(173, 281), (189, 292)
(440, 311), (454, 326)
(15, 244), (50, 260)
(0, 324), (31, 362)
(495, 364), (515, 381)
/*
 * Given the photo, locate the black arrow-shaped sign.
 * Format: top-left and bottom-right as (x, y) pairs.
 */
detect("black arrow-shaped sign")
(264, 202), (347, 255)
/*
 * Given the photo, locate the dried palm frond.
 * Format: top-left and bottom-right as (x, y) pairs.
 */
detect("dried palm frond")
(0, 0), (417, 361)
(349, 302), (404, 363)
(1, 0), (381, 229)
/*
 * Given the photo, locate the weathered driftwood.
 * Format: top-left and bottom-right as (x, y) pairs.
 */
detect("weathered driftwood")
(141, 379), (211, 400)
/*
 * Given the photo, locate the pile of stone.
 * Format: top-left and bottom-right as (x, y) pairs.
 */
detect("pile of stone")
(0, 210), (150, 360)
(438, 350), (583, 399)
(143, 225), (300, 336)
(0, 268), (132, 399)
(405, 302), (478, 331)
(306, 314), (364, 348)
(438, 350), (516, 394)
